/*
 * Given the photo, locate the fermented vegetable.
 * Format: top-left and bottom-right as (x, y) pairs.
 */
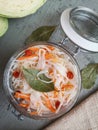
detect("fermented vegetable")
(10, 44), (78, 116)
(0, 0), (47, 18)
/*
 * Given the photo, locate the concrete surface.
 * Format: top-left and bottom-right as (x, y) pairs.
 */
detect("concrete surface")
(0, 0), (98, 130)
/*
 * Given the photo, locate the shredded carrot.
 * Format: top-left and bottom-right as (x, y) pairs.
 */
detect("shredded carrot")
(17, 54), (37, 60)
(49, 68), (53, 75)
(45, 53), (54, 60)
(51, 58), (59, 63)
(42, 94), (56, 113)
(62, 83), (74, 91)
(14, 92), (30, 100)
(19, 103), (29, 108)
(28, 47), (39, 52)
(65, 94), (70, 101)
(43, 93), (48, 98)
(54, 91), (59, 98)
(47, 45), (54, 50)
(66, 94), (70, 100)
(44, 100), (56, 112)
(45, 52), (58, 63)
(54, 87), (59, 92)
(30, 111), (38, 115)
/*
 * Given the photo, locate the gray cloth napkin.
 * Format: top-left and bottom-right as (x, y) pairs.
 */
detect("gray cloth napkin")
(44, 91), (98, 130)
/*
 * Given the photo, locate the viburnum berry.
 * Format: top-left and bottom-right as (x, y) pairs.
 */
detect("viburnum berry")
(24, 49), (32, 56)
(55, 100), (60, 109)
(13, 71), (20, 78)
(67, 71), (74, 79)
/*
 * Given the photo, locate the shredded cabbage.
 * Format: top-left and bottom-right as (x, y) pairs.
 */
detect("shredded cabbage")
(10, 44), (78, 115)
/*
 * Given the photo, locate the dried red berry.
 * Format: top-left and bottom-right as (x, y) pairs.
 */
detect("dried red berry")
(25, 49), (32, 56)
(13, 71), (20, 78)
(55, 100), (60, 109)
(67, 71), (74, 79)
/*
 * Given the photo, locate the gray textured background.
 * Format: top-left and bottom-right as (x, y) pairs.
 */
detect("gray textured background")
(0, 0), (98, 130)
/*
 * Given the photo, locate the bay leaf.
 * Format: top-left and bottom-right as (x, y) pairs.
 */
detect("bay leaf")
(23, 68), (54, 92)
(81, 63), (98, 89)
(25, 26), (56, 45)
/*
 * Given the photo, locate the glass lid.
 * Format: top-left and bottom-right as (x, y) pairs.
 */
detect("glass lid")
(60, 6), (98, 52)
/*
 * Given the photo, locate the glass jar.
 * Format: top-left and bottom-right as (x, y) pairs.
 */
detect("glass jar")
(3, 6), (98, 119)
(3, 42), (81, 119)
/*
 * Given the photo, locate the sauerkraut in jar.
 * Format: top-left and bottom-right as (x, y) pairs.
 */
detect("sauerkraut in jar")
(9, 44), (79, 116)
